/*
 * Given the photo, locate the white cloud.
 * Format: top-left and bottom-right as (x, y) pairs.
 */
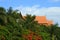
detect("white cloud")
(15, 5), (60, 26)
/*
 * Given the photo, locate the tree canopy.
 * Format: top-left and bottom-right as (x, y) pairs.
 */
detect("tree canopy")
(0, 7), (60, 40)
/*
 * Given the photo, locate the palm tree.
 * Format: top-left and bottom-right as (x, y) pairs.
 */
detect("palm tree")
(7, 7), (13, 15)
(0, 7), (7, 25)
(37, 24), (59, 40)
(55, 27), (60, 40)
(48, 24), (58, 40)
(23, 14), (38, 32)
(0, 7), (6, 15)
(7, 8), (25, 40)
(0, 25), (10, 40)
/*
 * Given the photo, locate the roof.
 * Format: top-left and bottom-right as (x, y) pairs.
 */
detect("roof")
(35, 16), (53, 25)
(35, 16), (47, 23)
(23, 16), (53, 25)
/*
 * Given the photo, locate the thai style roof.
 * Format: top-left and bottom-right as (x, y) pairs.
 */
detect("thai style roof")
(23, 16), (53, 25)
(35, 16), (53, 25)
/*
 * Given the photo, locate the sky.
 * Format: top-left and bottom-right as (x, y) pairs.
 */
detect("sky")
(0, 0), (60, 26)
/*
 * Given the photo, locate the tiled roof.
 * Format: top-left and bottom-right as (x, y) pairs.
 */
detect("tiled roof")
(23, 16), (53, 25)
(35, 16), (53, 25)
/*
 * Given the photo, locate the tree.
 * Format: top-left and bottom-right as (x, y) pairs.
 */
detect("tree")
(0, 25), (10, 40)
(0, 7), (6, 15)
(47, 24), (59, 40)
(0, 7), (7, 25)
(23, 14), (38, 31)
(7, 7), (13, 15)
(0, 7), (60, 40)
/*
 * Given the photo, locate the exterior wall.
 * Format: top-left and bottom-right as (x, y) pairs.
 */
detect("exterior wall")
(47, 20), (53, 25)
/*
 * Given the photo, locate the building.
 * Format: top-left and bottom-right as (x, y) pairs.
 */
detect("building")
(35, 16), (53, 25)
(23, 16), (53, 25)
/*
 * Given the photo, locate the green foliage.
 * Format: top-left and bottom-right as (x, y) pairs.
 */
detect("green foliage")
(0, 7), (60, 40)
(0, 7), (6, 15)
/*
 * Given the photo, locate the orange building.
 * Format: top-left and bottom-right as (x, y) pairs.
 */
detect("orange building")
(23, 16), (53, 25)
(35, 16), (53, 25)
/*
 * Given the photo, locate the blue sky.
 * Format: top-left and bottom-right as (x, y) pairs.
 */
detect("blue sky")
(0, 0), (60, 26)
(0, 0), (60, 8)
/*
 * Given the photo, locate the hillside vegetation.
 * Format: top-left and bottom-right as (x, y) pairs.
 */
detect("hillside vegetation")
(0, 7), (60, 40)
